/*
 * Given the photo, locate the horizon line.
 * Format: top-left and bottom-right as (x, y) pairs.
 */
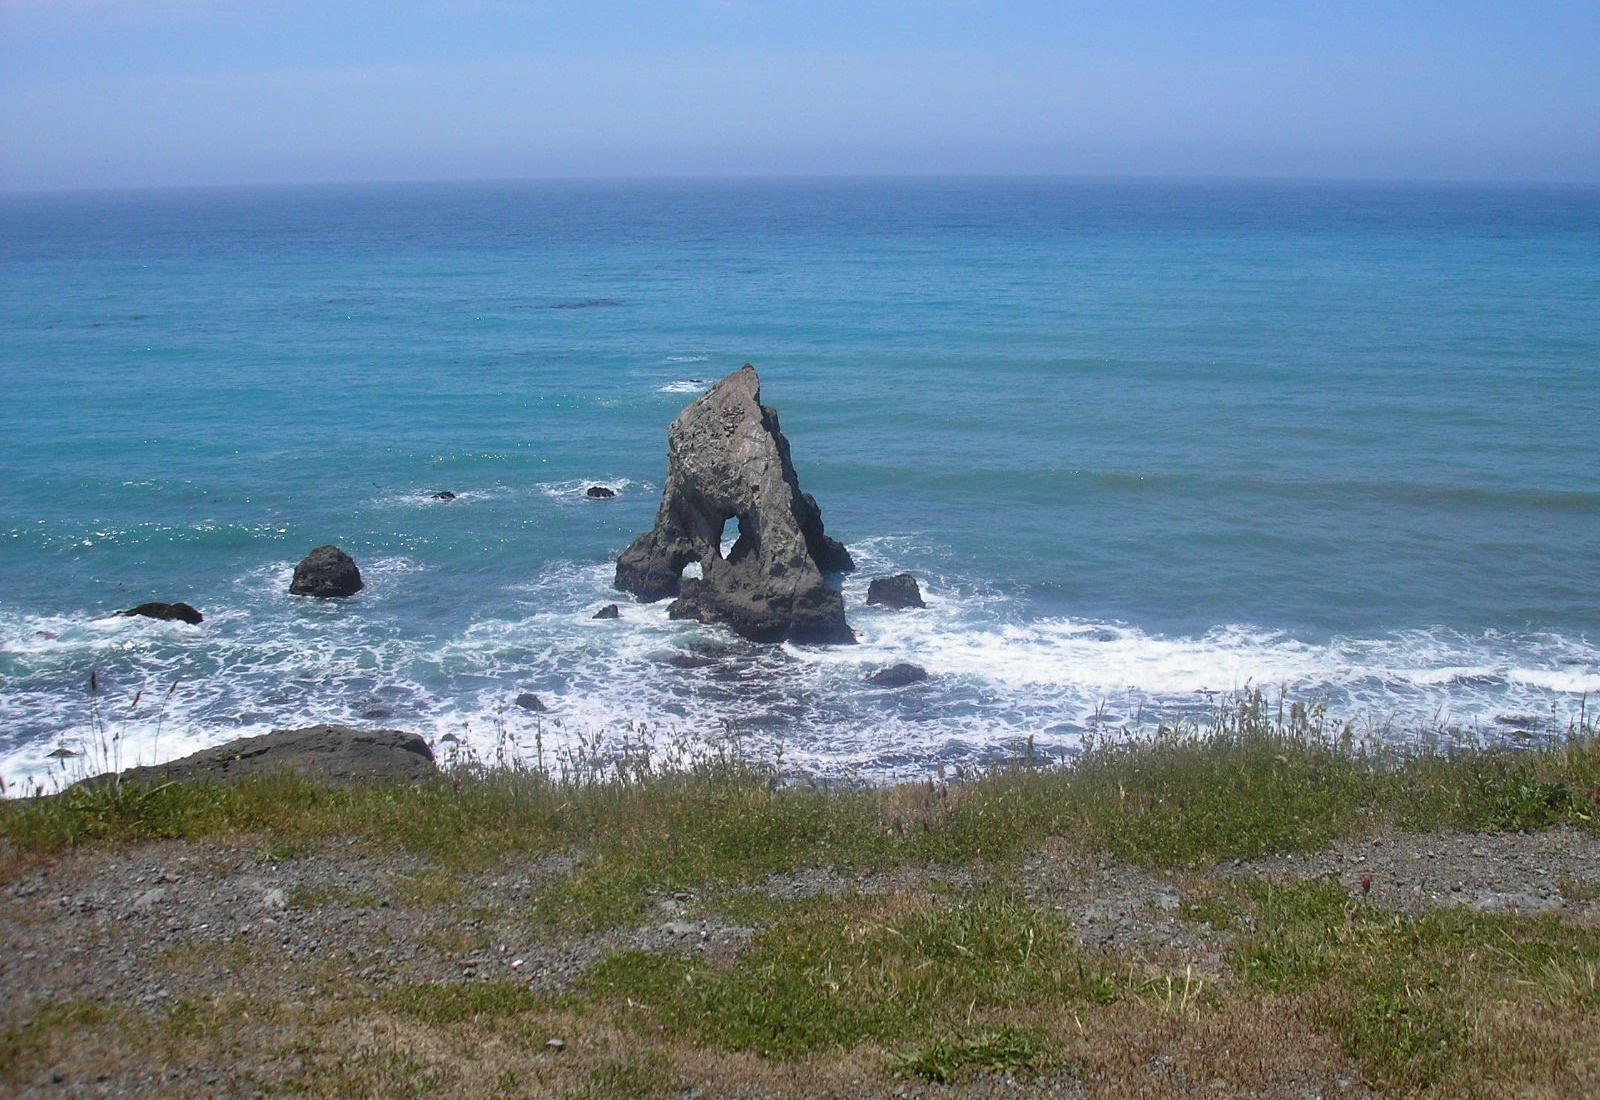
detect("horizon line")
(5, 169), (1600, 200)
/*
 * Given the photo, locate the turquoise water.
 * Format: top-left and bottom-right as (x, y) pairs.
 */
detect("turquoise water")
(2, 179), (1597, 787)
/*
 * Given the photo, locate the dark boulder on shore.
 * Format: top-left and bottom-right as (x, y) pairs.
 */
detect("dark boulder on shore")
(290, 545), (364, 598)
(585, 485), (616, 499)
(866, 662), (928, 687)
(592, 603), (621, 620)
(866, 573), (925, 610)
(614, 365), (854, 645)
(118, 601), (204, 625)
(78, 725), (435, 789)
(515, 692), (549, 712)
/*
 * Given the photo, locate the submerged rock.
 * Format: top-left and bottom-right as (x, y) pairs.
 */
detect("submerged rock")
(664, 653), (718, 670)
(119, 601), (204, 625)
(432, 490), (457, 501)
(290, 545), (364, 598)
(614, 365), (854, 644)
(585, 485), (616, 499)
(592, 603), (621, 620)
(515, 692), (549, 712)
(866, 663), (928, 687)
(80, 725), (435, 788)
(866, 573), (925, 610)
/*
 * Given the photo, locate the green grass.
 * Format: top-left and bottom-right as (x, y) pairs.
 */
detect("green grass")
(5, 694), (1597, 922)
(888, 1026), (1063, 1083)
(1192, 877), (1600, 1092)
(7, 699), (1600, 1097)
(585, 886), (1118, 1058)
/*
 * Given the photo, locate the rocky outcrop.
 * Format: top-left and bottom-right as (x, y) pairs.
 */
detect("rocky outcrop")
(866, 663), (928, 687)
(614, 366), (854, 644)
(515, 692), (549, 712)
(866, 573), (925, 610)
(432, 490), (456, 501)
(586, 485), (616, 499)
(83, 725), (435, 788)
(290, 545), (363, 598)
(118, 602), (204, 625)
(592, 604), (620, 620)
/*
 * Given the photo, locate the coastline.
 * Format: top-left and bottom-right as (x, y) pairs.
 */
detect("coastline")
(4, 701), (1599, 1097)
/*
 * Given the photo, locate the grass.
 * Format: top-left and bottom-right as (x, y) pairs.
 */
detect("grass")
(6, 695), (1600, 1096)
(585, 886), (1118, 1058)
(1228, 877), (1600, 1093)
(888, 1026), (1063, 1083)
(5, 691), (1596, 893)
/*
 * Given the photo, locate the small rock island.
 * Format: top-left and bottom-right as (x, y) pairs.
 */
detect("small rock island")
(615, 365), (855, 644)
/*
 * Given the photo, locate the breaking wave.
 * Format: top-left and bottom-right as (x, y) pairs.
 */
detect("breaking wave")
(1, 533), (1594, 794)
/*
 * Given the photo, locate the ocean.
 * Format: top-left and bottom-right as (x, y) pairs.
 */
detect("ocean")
(2, 178), (1597, 790)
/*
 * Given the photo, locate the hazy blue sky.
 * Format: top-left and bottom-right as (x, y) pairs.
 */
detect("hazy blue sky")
(2, 1), (1597, 190)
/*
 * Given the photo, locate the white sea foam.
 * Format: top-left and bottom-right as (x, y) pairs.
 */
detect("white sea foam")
(2, 546), (1596, 795)
(536, 477), (648, 501)
(664, 354), (709, 364)
(372, 487), (513, 508)
(658, 379), (713, 394)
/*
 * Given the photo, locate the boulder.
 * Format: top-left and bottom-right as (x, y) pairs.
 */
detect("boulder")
(866, 662), (928, 687)
(515, 692), (549, 712)
(81, 725), (435, 788)
(290, 545), (364, 598)
(585, 485), (616, 499)
(592, 603), (621, 620)
(119, 601), (204, 625)
(614, 365), (854, 644)
(432, 490), (457, 501)
(866, 573), (925, 610)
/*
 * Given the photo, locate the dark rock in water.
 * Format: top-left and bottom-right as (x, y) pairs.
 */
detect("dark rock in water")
(866, 663), (928, 687)
(866, 573), (925, 610)
(515, 692), (549, 712)
(585, 485), (616, 499)
(78, 725), (435, 788)
(46, 747), (80, 760)
(664, 653), (718, 670)
(119, 601), (204, 625)
(432, 490), (457, 501)
(592, 603), (621, 620)
(439, 733), (461, 744)
(614, 365), (854, 644)
(290, 545), (364, 598)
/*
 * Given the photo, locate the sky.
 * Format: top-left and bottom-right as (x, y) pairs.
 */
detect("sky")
(2, 1), (1598, 191)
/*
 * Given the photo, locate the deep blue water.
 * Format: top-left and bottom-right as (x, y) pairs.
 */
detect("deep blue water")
(2, 179), (1598, 787)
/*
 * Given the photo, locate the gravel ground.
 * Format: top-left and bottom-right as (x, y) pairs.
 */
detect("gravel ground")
(3, 827), (1595, 1098)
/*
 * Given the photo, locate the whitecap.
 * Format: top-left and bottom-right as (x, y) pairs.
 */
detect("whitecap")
(536, 478), (647, 502)
(372, 487), (512, 509)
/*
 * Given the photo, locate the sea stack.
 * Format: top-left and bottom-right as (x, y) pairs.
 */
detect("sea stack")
(615, 365), (854, 644)
(290, 545), (364, 598)
(866, 573), (925, 610)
